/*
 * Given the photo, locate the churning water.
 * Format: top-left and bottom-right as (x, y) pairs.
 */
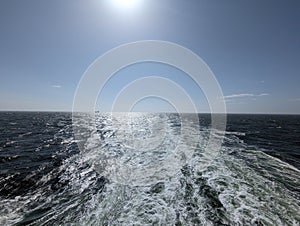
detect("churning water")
(0, 112), (299, 225)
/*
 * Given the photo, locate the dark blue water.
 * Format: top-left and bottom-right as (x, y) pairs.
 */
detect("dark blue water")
(0, 112), (299, 225)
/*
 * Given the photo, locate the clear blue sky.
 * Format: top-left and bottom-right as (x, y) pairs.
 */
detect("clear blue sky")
(0, 0), (299, 113)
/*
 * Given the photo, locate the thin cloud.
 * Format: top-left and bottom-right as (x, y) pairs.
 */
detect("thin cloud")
(51, 85), (62, 88)
(289, 98), (300, 102)
(223, 93), (269, 99)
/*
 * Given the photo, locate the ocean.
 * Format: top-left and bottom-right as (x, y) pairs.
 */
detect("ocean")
(0, 112), (299, 225)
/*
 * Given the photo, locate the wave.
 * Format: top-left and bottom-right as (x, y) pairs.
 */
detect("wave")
(0, 113), (299, 225)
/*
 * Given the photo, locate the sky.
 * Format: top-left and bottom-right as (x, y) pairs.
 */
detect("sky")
(0, 0), (300, 114)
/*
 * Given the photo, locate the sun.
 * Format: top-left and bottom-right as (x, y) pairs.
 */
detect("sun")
(111, 0), (142, 10)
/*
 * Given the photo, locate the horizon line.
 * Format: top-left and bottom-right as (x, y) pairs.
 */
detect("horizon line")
(0, 109), (300, 116)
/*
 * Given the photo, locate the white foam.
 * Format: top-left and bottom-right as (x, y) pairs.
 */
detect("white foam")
(1, 113), (300, 225)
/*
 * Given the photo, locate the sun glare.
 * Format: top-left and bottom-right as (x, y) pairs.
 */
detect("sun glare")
(111, 0), (142, 10)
